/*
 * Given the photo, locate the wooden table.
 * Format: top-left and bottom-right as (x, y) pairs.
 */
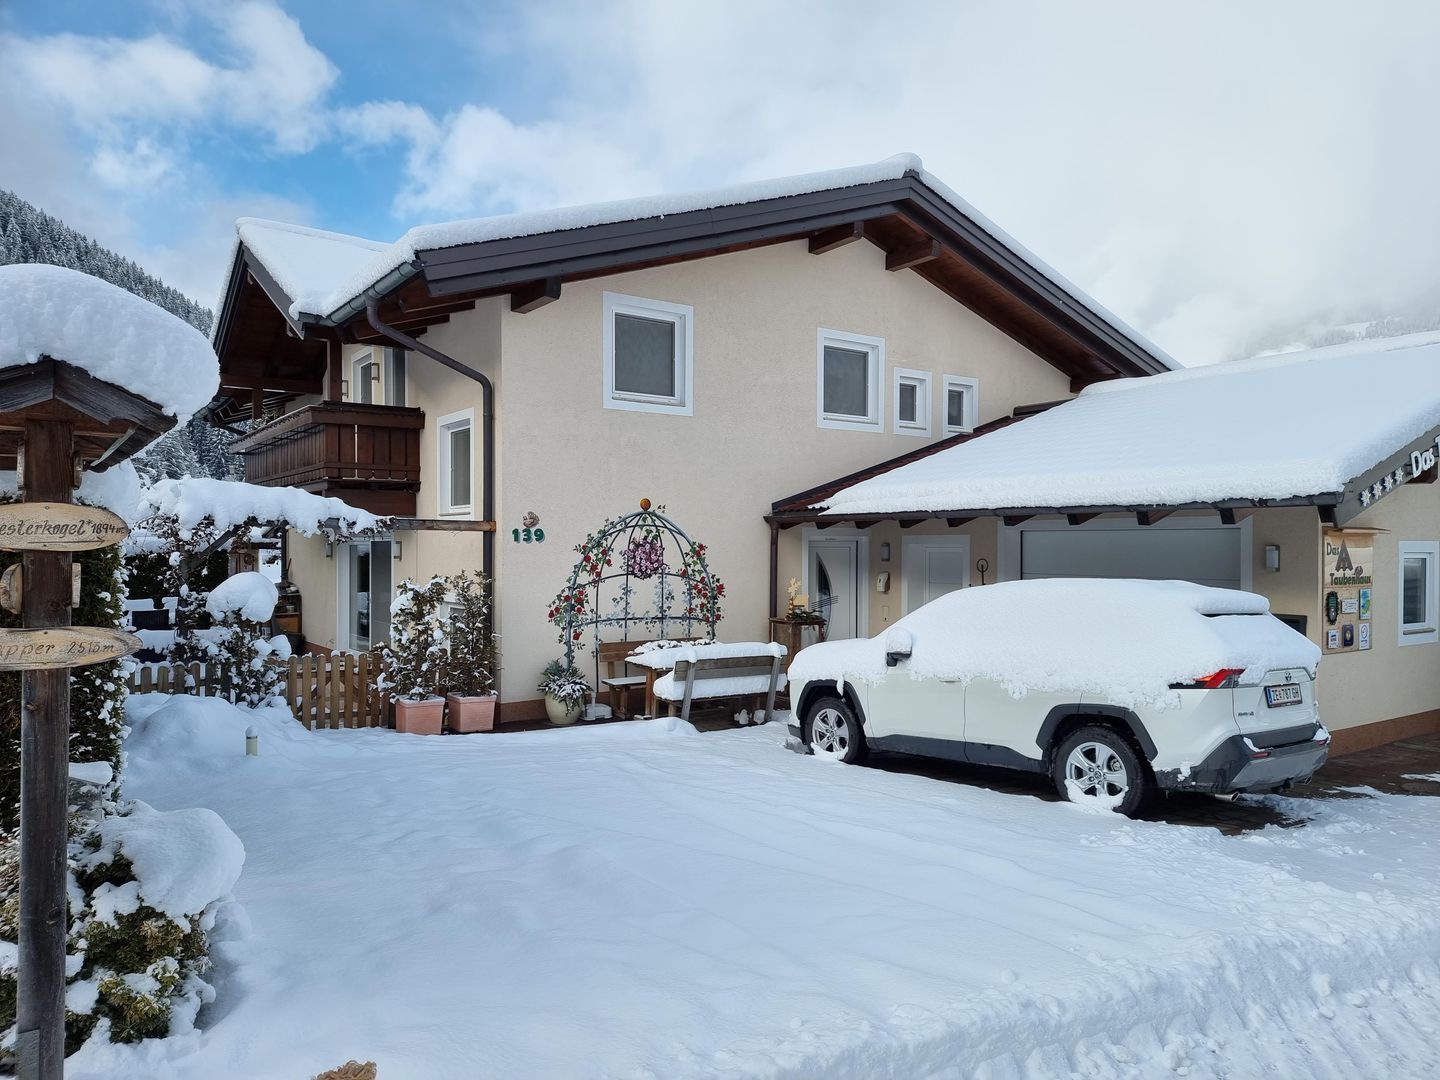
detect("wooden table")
(768, 617), (826, 667)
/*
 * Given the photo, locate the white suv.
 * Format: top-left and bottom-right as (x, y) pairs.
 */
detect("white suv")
(786, 579), (1329, 816)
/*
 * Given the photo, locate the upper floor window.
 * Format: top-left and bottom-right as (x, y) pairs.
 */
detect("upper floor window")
(817, 329), (884, 432)
(384, 347), (407, 407)
(1399, 540), (1439, 645)
(893, 368), (932, 437)
(943, 375), (979, 435)
(438, 408), (474, 517)
(352, 355), (379, 404)
(603, 292), (694, 415)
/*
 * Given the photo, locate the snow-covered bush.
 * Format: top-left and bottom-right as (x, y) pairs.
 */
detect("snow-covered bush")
(376, 577), (450, 701)
(538, 660), (590, 710)
(199, 572), (286, 707)
(0, 796), (242, 1060)
(442, 571), (497, 698)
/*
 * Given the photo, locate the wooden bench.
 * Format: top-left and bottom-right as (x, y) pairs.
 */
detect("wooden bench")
(595, 638), (699, 718)
(653, 649), (787, 725)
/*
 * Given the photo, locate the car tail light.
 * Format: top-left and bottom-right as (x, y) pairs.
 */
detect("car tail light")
(1183, 668), (1244, 689)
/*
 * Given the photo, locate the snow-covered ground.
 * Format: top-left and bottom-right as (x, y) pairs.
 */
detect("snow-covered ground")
(75, 696), (1440, 1079)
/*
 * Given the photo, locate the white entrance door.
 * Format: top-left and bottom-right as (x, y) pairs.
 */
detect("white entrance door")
(805, 535), (864, 640)
(340, 539), (393, 651)
(901, 536), (971, 615)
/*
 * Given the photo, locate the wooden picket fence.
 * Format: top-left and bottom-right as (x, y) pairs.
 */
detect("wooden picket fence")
(129, 652), (392, 730)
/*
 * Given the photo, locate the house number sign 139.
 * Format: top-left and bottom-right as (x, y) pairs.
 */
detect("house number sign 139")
(512, 527), (545, 544)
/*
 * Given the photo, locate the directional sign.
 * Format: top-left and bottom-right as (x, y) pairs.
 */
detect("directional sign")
(0, 503), (129, 552)
(0, 627), (138, 671)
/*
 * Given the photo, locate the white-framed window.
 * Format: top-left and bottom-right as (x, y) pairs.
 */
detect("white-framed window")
(1398, 540), (1439, 645)
(351, 355), (379, 404)
(602, 292), (694, 415)
(943, 375), (979, 435)
(437, 408), (474, 517)
(892, 367), (932, 437)
(384, 347), (407, 407)
(817, 328), (884, 432)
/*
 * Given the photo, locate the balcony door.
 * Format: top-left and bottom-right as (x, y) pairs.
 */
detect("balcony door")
(339, 539), (393, 652)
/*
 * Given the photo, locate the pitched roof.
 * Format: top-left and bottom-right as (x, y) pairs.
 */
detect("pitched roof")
(815, 331), (1440, 525)
(211, 154), (1176, 411)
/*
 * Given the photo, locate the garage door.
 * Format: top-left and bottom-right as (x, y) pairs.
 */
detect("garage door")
(1021, 526), (1243, 590)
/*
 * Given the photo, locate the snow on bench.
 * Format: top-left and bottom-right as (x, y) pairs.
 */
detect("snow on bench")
(640, 641), (788, 725)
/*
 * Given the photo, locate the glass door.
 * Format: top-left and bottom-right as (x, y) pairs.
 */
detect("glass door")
(346, 539), (393, 651)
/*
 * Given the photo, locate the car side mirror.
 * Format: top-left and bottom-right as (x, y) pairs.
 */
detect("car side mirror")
(884, 627), (913, 667)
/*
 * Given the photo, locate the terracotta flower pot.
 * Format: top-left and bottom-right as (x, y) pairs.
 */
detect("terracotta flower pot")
(447, 693), (497, 733)
(544, 694), (583, 726)
(394, 696), (445, 735)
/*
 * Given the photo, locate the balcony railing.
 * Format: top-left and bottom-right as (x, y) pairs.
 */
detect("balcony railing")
(231, 401), (425, 515)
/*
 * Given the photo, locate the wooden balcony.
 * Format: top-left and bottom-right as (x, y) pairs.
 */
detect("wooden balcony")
(231, 402), (425, 516)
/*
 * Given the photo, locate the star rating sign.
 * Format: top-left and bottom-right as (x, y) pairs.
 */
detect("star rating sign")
(1360, 488), (1372, 507)
(1383, 473), (1396, 493)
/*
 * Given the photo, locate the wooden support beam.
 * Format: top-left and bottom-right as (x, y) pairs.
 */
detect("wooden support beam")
(808, 222), (864, 255)
(250, 388), (264, 423)
(1218, 507), (1256, 526)
(900, 519), (925, 529)
(1319, 504), (1338, 526)
(945, 517), (974, 528)
(1136, 509), (1174, 527)
(885, 238), (941, 272)
(1002, 514), (1032, 527)
(510, 277), (562, 314)
(324, 337), (342, 403)
(1066, 513), (1100, 526)
(815, 518), (841, 530)
(16, 419), (74, 1079)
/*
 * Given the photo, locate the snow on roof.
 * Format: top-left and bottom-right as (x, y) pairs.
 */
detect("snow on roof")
(229, 154), (1171, 368)
(0, 263), (218, 421)
(235, 218), (389, 322)
(138, 477), (384, 536)
(788, 578), (1319, 709)
(822, 331), (1440, 515)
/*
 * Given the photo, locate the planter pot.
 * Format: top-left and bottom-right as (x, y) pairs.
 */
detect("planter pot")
(544, 693), (583, 726)
(447, 693), (498, 733)
(394, 696), (445, 735)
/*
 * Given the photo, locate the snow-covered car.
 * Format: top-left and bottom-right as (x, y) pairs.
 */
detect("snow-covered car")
(786, 579), (1329, 815)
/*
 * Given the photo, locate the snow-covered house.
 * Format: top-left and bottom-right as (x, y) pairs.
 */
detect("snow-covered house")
(204, 154), (1174, 721)
(775, 331), (1440, 753)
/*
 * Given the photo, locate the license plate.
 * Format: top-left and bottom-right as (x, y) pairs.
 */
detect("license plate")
(1265, 684), (1303, 708)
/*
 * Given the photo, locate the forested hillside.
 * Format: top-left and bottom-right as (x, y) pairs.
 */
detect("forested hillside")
(0, 189), (239, 480)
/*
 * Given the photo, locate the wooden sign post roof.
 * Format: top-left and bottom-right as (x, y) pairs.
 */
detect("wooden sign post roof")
(3, 361), (173, 1080)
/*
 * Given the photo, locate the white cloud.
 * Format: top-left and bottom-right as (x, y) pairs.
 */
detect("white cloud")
(5, 0), (1440, 366)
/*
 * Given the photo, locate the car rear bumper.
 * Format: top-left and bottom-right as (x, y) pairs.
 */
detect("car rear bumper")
(1155, 726), (1329, 794)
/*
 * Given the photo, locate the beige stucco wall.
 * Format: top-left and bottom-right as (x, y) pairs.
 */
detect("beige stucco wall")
(481, 238), (1069, 701)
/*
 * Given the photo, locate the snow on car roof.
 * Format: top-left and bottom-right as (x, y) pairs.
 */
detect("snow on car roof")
(821, 331), (1440, 516)
(0, 263), (219, 421)
(787, 578), (1319, 709)
(227, 154), (1172, 369)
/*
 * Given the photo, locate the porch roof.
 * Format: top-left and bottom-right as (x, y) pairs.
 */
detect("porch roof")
(773, 332), (1440, 530)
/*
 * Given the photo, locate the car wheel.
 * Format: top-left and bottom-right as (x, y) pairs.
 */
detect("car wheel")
(804, 697), (867, 764)
(1052, 725), (1149, 816)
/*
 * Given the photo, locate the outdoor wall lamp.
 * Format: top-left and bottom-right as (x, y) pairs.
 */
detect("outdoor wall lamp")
(324, 539), (334, 559)
(393, 539), (403, 560)
(1265, 544), (1281, 572)
(880, 542), (891, 562)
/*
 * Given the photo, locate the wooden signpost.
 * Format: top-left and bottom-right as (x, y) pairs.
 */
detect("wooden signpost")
(0, 360), (175, 1080)
(0, 504), (129, 552)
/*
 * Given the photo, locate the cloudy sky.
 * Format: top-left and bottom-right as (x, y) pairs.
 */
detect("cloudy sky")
(2, 0), (1437, 363)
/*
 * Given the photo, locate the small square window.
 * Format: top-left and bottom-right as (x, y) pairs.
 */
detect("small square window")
(817, 329), (884, 431)
(604, 293), (693, 415)
(892, 368), (932, 437)
(1399, 541), (1439, 645)
(943, 375), (979, 435)
(437, 409), (474, 517)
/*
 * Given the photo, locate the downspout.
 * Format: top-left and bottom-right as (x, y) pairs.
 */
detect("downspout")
(364, 298), (498, 686)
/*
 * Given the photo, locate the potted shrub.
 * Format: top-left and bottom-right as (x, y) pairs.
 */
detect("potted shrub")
(538, 659), (588, 725)
(377, 577), (449, 735)
(443, 571), (498, 733)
